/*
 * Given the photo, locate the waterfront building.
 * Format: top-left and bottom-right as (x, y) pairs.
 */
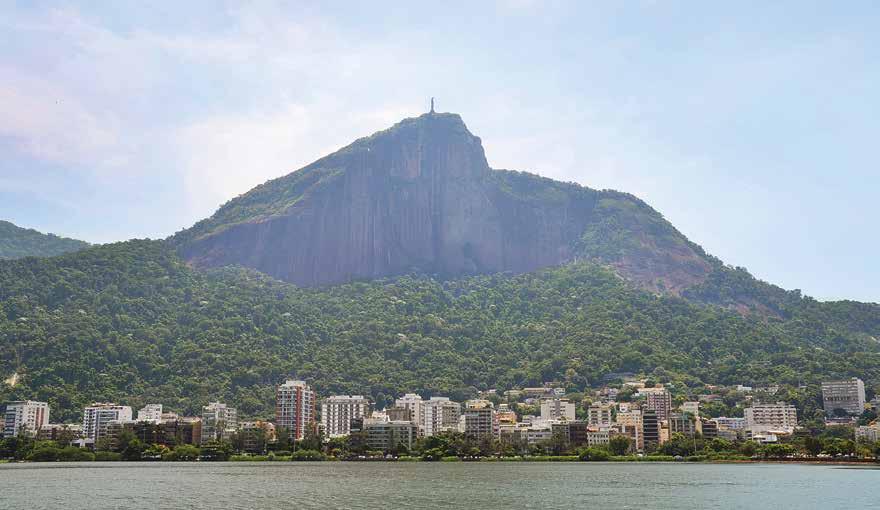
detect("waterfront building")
(422, 397), (460, 437)
(201, 402), (238, 443)
(645, 390), (672, 421)
(540, 398), (576, 422)
(669, 413), (697, 437)
(276, 380), (316, 441)
(37, 423), (81, 443)
(525, 425), (552, 445)
(2, 400), (49, 438)
(744, 403), (797, 434)
(82, 403), (132, 441)
(395, 393), (424, 425)
(459, 401), (499, 440)
(856, 424), (880, 443)
(700, 419), (718, 439)
(586, 402), (613, 428)
(363, 419), (419, 453)
(821, 378), (866, 416)
(237, 421), (276, 453)
(321, 395), (371, 437)
(137, 404), (163, 423)
(586, 430), (610, 446)
(642, 409), (660, 451)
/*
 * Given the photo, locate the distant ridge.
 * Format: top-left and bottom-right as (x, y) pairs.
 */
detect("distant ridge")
(0, 220), (89, 260)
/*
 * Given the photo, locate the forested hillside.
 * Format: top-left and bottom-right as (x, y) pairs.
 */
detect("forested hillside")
(0, 220), (88, 260)
(2, 240), (878, 422)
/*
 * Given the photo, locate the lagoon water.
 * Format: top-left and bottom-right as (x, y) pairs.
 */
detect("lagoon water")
(0, 462), (876, 509)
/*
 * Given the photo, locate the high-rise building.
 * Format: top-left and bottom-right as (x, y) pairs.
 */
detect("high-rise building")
(82, 403), (132, 441)
(137, 404), (163, 423)
(822, 378), (866, 416)
(744, 403), (797, 434)
(422, 397), (460, 437)
(459, 401), (498, 440)
(275, 380), (316, 441)
(395, 393), (424, 425)
(645, 390), (672, 422)
(201, 402), (238, 443)
(586, 402), (613, 428)
(321, 395), (371, 437)
(2, 400), (49, 438)
(642, 409), (660, 451)
(540, 398), (576, 422)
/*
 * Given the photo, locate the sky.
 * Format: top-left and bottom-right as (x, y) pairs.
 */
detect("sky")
(1, 1), (878, 302)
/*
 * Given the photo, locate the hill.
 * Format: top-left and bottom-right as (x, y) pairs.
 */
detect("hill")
(0, 220), (89, 260)
(1, 240), (878, 422)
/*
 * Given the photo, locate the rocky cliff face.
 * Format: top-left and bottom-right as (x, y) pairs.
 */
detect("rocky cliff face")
(176, 113), (713, 291)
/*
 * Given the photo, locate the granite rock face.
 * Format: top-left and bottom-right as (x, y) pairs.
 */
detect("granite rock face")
(176, 113), (712, 290)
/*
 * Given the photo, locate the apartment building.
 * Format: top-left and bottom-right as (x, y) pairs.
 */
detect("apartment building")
(276, 380), (316, 441)
(321, 395), (371, 437)
(422, 397), (460, 437)
(201, 402), (238, 443)
(2, 400), (49, 438)
(744, 403), (797, 434)
(822, 378), (866, 416)
(82, 403), (132, 441)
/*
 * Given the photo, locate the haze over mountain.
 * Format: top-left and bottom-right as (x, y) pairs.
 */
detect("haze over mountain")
(1, 113), (879, 420)
(0, 220), (89, 260)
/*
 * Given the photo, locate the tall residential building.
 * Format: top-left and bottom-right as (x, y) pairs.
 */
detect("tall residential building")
(395, 393), (424, 425)
(615, 409), (643, 451)
(642, 409), (660, 451)
(275, 380), (316, 441)
(422, 397), (460, 437)
(586, 402), (613, 428)
(137, 404), (163, 423)
(744, 403), (797, 434)
(321, 395), (371, 437)
(201, 402), (238, 443)
(822, 378), (866, 416)
(645, 390), (672, 422)
(669, 413), (697, 437)
(82, 403), (132, 441)
(680, 401), (700, 417)
(2, 401), (49, 438)
(540, 398), (576, 422)
(459, 401), (498, 440)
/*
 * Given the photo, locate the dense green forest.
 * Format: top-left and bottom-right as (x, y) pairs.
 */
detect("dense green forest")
(0, 220), (89, 260)
(2, 240), (878, 422)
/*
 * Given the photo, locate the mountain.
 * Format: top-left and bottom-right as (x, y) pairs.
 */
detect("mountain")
(1, 112), (879, 420)
(173, 113), (712, 294)
(0, 220), (89, 260)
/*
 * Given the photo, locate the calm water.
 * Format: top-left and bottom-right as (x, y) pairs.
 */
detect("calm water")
(0, 462), (876, 509)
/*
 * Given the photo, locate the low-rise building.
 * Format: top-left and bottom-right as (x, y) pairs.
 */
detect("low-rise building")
(363, 419), (418, 454)
(744, 403), (797, 434)
(856, 424), (880, 443)
(37, 423), (81, 443)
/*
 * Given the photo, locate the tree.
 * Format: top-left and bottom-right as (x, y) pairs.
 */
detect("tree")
(578, 447), (611, 461)
(608, 435), (631, 456)
(803, 436), (823, 457)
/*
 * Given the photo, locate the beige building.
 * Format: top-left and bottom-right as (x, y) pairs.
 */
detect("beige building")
(744, 403), (797, 434)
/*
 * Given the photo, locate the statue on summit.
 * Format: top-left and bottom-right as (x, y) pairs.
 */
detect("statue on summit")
(430, 97), (435, 114)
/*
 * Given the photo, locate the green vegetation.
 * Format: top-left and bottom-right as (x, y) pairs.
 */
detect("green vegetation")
(0, 220), (88, 260)
(1, 240), (879, 421)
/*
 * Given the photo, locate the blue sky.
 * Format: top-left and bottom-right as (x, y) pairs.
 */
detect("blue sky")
(1, 1), (878, 302)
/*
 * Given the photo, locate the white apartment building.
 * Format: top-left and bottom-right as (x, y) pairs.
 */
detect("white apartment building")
(82, 403), (132, 441)
(395, 393), (424, 425)
(137, 404), (163, 423)
(680, 401), (700, 417)
(744, 403), (797, 434)
(321, 395), (370, 437)
(2, 401), (49, 438)
(540, 398), (576, 422)
(422, 397), (460, 437)
(822, 378), (866, 416)
(712, 417), (746, 430)
(201, 402), (238, 443)
(856, 424), (880, 443)
(276, 380), (316, 441)
(587, 402), (613, 428)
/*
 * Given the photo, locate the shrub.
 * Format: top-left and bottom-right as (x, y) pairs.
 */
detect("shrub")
(290, 449), (326, 461)
(94, 451), (122, 461)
